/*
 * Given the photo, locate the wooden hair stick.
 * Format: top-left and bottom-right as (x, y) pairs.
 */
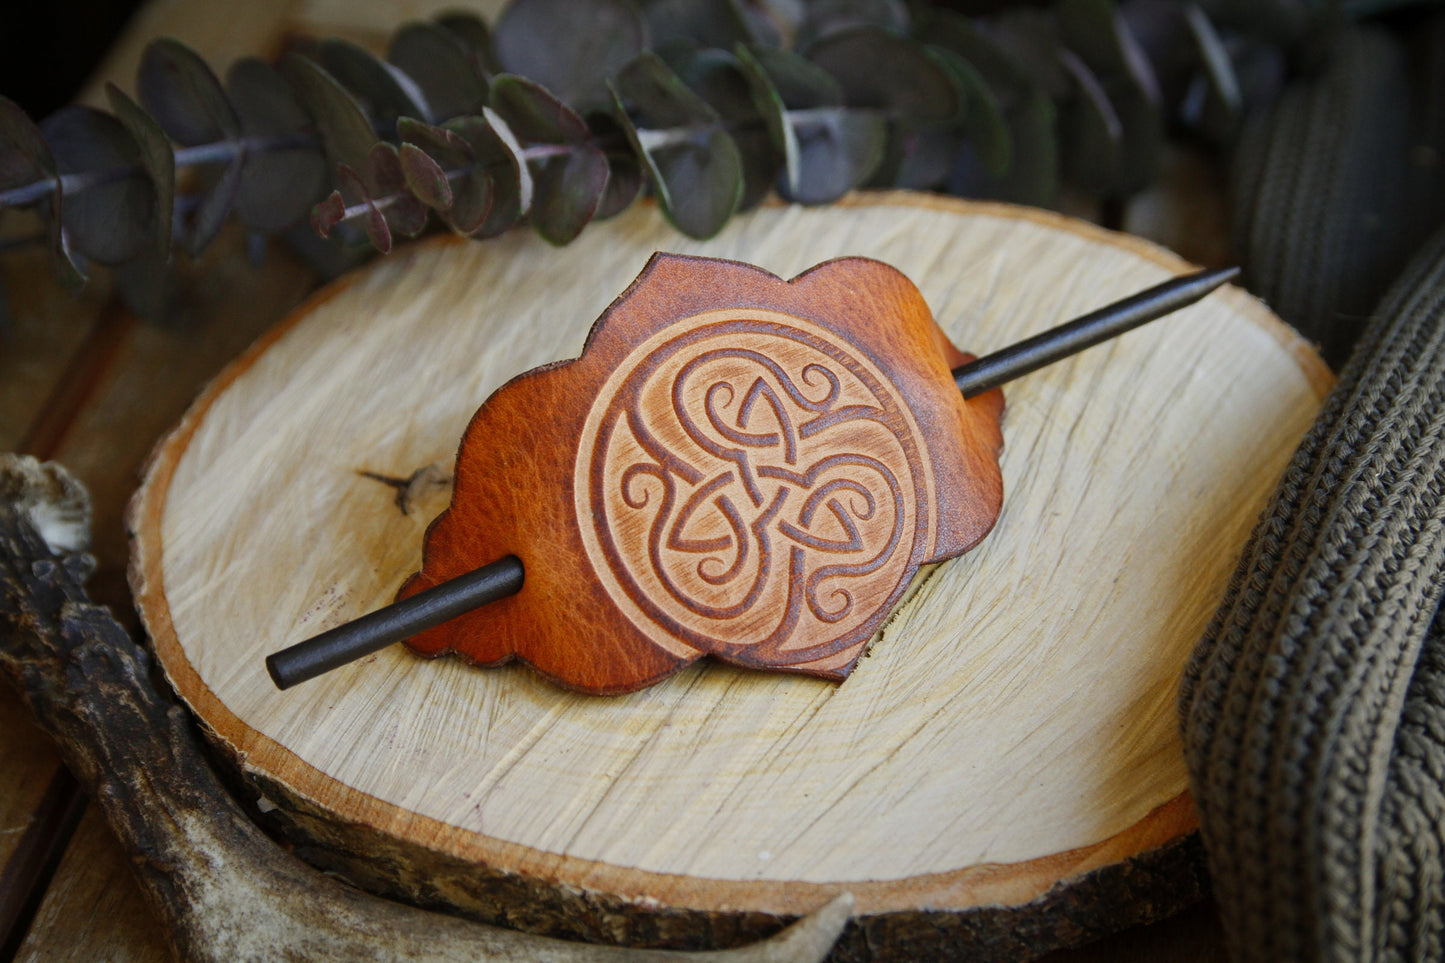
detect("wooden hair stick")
(267, 262), (1238, 692)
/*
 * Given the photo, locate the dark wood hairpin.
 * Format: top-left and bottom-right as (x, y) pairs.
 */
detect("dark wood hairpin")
(266, 256), (1238, 694)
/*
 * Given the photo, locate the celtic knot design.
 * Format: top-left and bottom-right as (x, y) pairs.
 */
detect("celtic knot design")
(578, 314), (932, 667)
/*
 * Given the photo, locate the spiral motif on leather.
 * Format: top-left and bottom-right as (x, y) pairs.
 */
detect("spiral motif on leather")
(575, 310), (933, 667)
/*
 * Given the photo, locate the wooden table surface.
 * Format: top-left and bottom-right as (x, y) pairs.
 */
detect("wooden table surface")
(0, 1), (1234, 959)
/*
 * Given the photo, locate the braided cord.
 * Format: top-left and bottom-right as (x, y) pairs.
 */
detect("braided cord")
(1181, 228), (1445, 961)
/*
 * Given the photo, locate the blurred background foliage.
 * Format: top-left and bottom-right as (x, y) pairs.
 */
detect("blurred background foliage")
(0, 0), (1442, 366)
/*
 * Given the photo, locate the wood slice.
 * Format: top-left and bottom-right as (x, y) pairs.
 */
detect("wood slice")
(130, 194), (1330, 960)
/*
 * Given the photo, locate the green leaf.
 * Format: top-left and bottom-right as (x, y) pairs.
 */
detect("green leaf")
(968, 85), (1058, 206)
(189, 156), (243, 255)
(0, 95), (84, 288)
(311, 190), (346, 237)
(988, 8), (1070, 98)
(584, 112), (644, 219)
(136, 37), (240, 145)
(388, 22), (489, 122)
(319, 38), (431, 130)
(1056, 0), (1163, 193)
(399, 142), (452, 209)
(336, 163), (391, 252)
(610, 53), (742, 238)
(1183, 3), (1243, 140)
(642, 0), (754, 50)
(446, 113), (522, 236)
(796, 0), (910, 50)
(106, 83), (174, 260)
(736, 45), (842, 194)
(873, 124), (958, 189)
(367, 142), (429, 237)
(920, 11), (1058, 205)
(929, 46), (1010, 174)
(530, 143), (610, 244)
(489, 74), (592, 144)
(666, 47), (778, 209)
(494, 0), (648, 110)
(279, 53), (381, 190)
(227, 57), (328, 232)
(488, 75), (607, 243)
(40, 106), (154, 265)
(740, 45), (843, 108)
(433, 12), (499, 75)
(397, 118), (496, 232)
(1058, 49), (1122, 192)
(779, 106), (886, 203)
(806, 27), (961, 124)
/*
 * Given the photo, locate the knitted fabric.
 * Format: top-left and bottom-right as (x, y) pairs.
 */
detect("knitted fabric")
(1230, 26), (1413, 367)
(1180, 227), (1445, 961)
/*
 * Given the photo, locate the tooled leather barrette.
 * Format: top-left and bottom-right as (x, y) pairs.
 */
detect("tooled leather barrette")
(266, 253), (1235, 694)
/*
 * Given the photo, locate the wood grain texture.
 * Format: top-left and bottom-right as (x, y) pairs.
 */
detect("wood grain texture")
(131, 194), (1331, 955)
(13, 806), (170, 963)
(401, 254), (1005, 691)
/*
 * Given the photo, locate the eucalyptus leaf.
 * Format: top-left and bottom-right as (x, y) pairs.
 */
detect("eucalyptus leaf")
(136, 37), (240, 145)
(311, 190), (346, 237)
(494, 0), (648, 110)
(796, 0), (910, 51)
(950, 84), (1058, 206)
(585, 112), (644, 219)
(611, 53), (742, 238)
(1181, 3), (1242, 140)
(434, 11), (499, 75)
(398, 142), (452, 209)
(446, 113), (522, 236)
(667, 47), (778, 208)
(106, 84), (175, 260)
(227, 57), (328, 232)
(482, 106), (534, 214)
(0, 96), (84, 289)
(487, 74), (605, 241)
(739, 45), (843, 108)
(780, 106), (886, 203)
(989, 8), (1070, 98)
(643, 0), (754, 49)
(279, 53), (381, 192)
(1055, 0), (1163, 192)
(872, 124), (958, 189)
(41, 106), (154, 265)
(389, 22), (489, 121)
(530, 142), (610, 244)
(930, 46), (1010, 174)
(189, 156), (243, 255)
(367, 143), (430, 237)
(1058, 49), (1123, 192)
(335, 163), (391, 252)
(489, 74), (592, 144)
(806, 27), (961, 124)
(0, 94), (57, 191)
(319, 38), (431, 130)
(397, 117), (494, 231)
(921, 11), (1058, 204)
(1118, 0), (1196, 102)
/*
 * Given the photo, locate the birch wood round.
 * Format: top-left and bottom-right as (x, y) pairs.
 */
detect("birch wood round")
(130, 194), (1330, 960)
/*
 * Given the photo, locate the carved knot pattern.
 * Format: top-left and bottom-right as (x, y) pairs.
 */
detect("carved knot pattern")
(577, 313), (932, 669)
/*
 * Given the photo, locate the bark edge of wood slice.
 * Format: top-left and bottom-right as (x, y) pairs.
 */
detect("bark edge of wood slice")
(129, 194), (1331, 960)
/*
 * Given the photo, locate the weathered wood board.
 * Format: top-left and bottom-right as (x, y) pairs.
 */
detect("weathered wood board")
(130, 195), (1329, 956)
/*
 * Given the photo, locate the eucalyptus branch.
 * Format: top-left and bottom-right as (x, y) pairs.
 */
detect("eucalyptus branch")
(0, 0), (1330, 316)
